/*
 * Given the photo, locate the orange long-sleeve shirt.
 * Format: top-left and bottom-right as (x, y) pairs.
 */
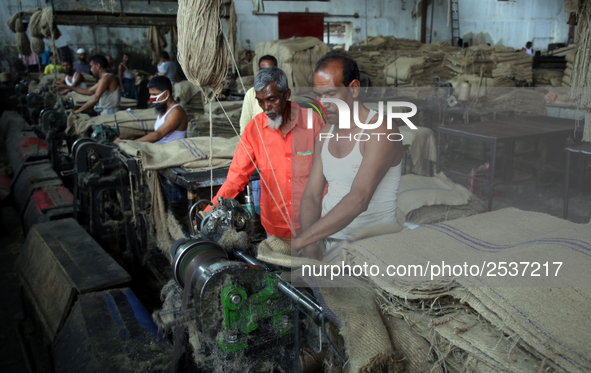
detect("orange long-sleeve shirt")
(212, 102), (324, 238)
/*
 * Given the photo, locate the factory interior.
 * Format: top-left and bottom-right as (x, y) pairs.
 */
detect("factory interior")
(1, 0), (591, 372)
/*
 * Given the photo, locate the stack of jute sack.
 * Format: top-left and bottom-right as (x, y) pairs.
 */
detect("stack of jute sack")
(261, 207), (591, 373)
(253, 37), (330, 89)
(562, 49), (576, 87)
(533, 70), (564, 87)
(66, 109), (156, 138)
(490, 45), (533, 84)
(173, 81), (204, 115)
(349, 36), (423, 52)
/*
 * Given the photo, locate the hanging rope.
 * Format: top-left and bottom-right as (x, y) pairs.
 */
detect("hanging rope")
(177, 0), (229, 95)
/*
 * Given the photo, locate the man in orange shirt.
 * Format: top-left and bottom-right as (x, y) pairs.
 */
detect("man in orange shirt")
(210, 67), (324, 238)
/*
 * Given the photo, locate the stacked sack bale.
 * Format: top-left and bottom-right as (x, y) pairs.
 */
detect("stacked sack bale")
(562, 49), (576, 87)
(253, 37), (330, 89)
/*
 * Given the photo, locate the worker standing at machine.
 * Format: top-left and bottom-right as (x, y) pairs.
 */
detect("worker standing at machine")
(56, 54), (120, 116)
(210, 67), (325, 238)
(56, 59), (87, 95)
(293, 53), (403, 260)
(239, 54), (278, 135)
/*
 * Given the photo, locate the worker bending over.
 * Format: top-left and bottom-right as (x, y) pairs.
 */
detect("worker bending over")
(56, 54), (120, 116)
(239, 55), (278, 134)
(293, 53), (403, 259)
(211, 67), (324, 238)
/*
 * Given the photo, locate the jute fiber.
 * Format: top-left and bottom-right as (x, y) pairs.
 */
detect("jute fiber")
(69, 92), (136, 110)
(30, 38), (45, 55)
(16, 31), (31, 56)
(569, 0), (591, 140)
(177, 0), (228, 94)
(118, 136), (238, 171)
(310, 277), (403, 373)
(147, 172), (186, 255)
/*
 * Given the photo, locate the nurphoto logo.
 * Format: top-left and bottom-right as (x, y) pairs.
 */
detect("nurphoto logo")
(303, 97), (418, 141)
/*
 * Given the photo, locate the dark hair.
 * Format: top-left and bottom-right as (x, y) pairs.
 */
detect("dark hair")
(314, 52), (360, 87)
(89, 54), (108, 69)
(147, 76), (173, 95)
(123, 52), (130, 58)
(62, 59), (73, 65)
(526, 41), (532, 48)
(258, 54), (277, 67)
(160, 51), (170, 60)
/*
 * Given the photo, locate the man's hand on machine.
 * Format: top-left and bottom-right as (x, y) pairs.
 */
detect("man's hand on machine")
(55, 81), (70, 91)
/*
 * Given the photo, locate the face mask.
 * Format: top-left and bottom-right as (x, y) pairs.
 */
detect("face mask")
(149, 91), (168, 104)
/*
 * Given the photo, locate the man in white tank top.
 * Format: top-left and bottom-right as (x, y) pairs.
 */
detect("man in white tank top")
(56, 60), (87, 95)
(292, 53), (403, 260)
(131, 76), (188, 143)
(56, 54), (120, 116)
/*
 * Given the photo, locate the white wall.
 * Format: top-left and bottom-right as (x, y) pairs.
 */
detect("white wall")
(458, 0), (569, 50)
(0, 0), (571, 74)
(0, 0), (161, 73)
(235, 0), (568, 51)
(235, 0), (453, 50)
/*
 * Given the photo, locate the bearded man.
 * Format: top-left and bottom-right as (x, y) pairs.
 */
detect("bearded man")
(210, 67), (324, 238)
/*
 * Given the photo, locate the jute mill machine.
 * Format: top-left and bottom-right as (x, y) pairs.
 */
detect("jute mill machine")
(160, 197), (336, 372)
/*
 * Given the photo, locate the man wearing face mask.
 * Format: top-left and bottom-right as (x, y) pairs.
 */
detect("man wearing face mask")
(209, 67), (324, 238)
(56, 54), (120, 116)
(115, 76), (189, 223)
(133, 76), (188, 143)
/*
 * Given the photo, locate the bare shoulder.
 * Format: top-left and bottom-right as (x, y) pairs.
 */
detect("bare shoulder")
(167, 105), (188, 123)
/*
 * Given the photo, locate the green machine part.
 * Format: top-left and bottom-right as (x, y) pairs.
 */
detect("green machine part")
(218, 273), (294, 353)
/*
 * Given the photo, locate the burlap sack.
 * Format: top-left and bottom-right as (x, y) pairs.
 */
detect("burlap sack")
(254, 37), (330, 88)
(118, 136), (238, 171)
(66, 109), (156, 138)
(69, 92), (135, 110)
(30, 37), (45, 55)
(16, 32), (31, 56)
(344, 209), (591, 372)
